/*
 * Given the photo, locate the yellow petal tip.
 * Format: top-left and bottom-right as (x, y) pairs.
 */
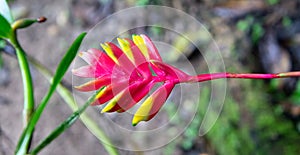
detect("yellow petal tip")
(100, 43), (119, 64)
(101, 102), (115, 113)
(100, 109), (107, 113)
(117, 38), (134, 62)
(132, 117), (141, 126)
(132, 35), (149, 59)
(132, 114), (147, 126)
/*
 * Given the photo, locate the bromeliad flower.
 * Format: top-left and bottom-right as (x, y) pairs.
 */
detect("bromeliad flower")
(73, 34), (300, 126)
(73, 34), (193, 126)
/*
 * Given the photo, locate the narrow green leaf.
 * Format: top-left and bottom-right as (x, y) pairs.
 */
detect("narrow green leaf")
(0, 14), (12, 39)
(30, 88), (103, 154)
(28, 56), (119, 155)
(51, 32), (87, 92)
(0, 0), (13, 23)
(15, 32), (86, 155)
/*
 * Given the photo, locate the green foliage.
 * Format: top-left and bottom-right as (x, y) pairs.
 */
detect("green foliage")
(204, 83), (254, 155)
(0, 14), (12, 39)
(236, 16), (254, 32)
(29, 56), (119, 155)
(0, 39), (5, 48)
(51, 32), (86, 90)
(15, 32), (86, 154)
(251, 23), (264, 44)
(282, 16), (292, 28)
(30, 88), (104, 154)
(171, 79), (300, 155)
(135, 0), (149, 6)
(270, 79), (300, 105)
(213, 80), (299, 155)
(236, 16), (265, 44)
(237, 20), (250, 32)
(245, 82), (299, 155)
(267, 0), (280, 5)
(150, 25), (163, 37)
(134, 0), (161, 6)
(181, 86), (210, 150)
(163, 139), (179, 155)
(288, 81), (300, 105)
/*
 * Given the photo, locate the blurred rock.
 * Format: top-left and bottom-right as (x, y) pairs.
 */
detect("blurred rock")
(258, 32), (291, 74)
(0, 95), (10, 105)
(214, 0), (266, 18)
(70, 0), (114, 28)
(0, 67), (10, 87)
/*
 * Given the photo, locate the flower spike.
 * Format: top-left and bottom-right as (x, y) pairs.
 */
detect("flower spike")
(73, 34), (300, 126)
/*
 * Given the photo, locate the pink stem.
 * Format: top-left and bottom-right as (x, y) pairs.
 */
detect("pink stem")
(188, 71), (300, 83)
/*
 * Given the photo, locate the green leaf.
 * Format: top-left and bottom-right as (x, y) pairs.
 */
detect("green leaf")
(30, 88), (103, 154)
(282, 16), (292, 28)
(267, 0), (279, 5)
(0, 14), (12, 39)
(237, 20), (250, 32)
(251, 23), (264, 44)
(15, 32), (86, 155)
(28, 56), (119, 155)
(51, 32), (86, 92)
(0, 0), (13, 23)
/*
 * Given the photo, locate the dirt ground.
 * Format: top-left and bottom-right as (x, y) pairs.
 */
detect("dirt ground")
(1, 0), (201, 154)
(1, 0), (300, 155)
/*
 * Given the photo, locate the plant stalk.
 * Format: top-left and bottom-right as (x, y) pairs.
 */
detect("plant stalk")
(189, 72), (300, 82)
(30, 88), (103, 154)
(9, 32), (35, 153)
(28, 56), (119, 155)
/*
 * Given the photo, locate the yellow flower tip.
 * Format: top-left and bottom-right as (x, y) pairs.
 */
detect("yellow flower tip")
(117, 38), (134, 62)
(132, 35), (149, 59)
(100, 42), (119, 64)
(116, 38), (124, 44)
(101, 101), (117, 113)
(132, 122), (138, 126)
(100, 108), (107, 113)
(100, 43), (110, 53)
(132, 115), (147, 126)
(117, 38), (130, 51)
(96, 86), (107, 99)
(100, 43), (105, 49)
(131, 96), (153, 126)
(101, 91), (123, 113)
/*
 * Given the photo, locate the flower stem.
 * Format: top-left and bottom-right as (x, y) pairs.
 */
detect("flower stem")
(9, 32), (34, 152)
(28, 56), (119, 155)
(190, 72), (300, 82)
(30, 88), (104, 154)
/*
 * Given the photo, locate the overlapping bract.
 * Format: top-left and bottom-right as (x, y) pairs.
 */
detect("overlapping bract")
(73, 34), (191, 126)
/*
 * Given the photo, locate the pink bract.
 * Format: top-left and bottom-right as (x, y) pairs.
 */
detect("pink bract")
(73, 34), (191, 126)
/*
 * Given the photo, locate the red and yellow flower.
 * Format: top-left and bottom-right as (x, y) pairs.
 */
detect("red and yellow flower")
(73, 34), (300, 126)
(73, 34), (191, 126)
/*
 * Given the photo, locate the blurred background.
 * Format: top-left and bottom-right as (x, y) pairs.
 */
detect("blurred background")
(0, 0), (300, 154)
